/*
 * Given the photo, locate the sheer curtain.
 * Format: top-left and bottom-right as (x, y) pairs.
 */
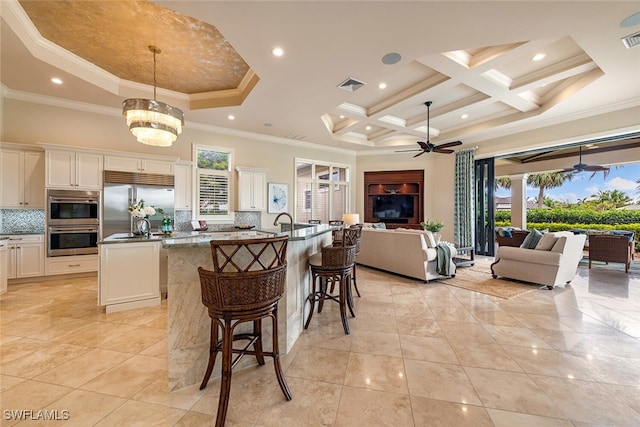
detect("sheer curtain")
(454, 149), (475, 248)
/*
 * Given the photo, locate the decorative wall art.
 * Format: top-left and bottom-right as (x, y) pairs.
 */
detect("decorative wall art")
(268, 183), (289, 213)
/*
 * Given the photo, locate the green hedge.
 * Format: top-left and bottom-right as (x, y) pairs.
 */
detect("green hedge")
(497, 208), (640, 224)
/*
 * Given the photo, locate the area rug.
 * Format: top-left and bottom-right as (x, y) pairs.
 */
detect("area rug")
(437, 260), (537, 299)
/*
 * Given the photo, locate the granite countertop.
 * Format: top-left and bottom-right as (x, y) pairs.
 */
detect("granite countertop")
(0, 231), (45, 235)
(99, 224), (338, 248)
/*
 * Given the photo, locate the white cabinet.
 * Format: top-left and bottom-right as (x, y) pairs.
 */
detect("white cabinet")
(236, 167), (266, 211)
(45, 254), (98, 276)
(0, 240), (8, 294)
(99, 241), (161, 313)
(174, 161), (193, 210)
(3, 234), (45, 279)
(104, 155), (174, 174)
(45, 150), (103, 190)
(0, 149), (45, 208)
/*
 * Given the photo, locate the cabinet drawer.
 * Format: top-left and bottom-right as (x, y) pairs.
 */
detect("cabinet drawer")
(46, 255), (98, 275)
(4, 234), (44, 243)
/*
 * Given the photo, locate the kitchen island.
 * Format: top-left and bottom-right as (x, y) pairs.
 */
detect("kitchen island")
(161, 225), (335, 391)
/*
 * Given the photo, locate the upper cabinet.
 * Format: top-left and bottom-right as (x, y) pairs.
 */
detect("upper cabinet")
(174, 161), (192, 210)
(45, 150), (103, 190)
(104, 155), (174, 175)
(0, 149), (45, 208)
(236, 167), (266, 211)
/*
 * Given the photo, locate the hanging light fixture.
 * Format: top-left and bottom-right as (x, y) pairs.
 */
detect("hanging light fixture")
(122, 46), (184, 147)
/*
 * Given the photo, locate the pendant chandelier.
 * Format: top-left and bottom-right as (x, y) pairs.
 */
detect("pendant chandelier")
(122, 46), (184, 147)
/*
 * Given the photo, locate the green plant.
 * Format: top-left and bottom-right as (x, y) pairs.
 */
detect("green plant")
(421, 219), (444, 232)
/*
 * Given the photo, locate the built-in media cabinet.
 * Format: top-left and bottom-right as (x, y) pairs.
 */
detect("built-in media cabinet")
(364, 170), (424, 229)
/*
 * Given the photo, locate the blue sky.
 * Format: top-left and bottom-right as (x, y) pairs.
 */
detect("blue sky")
(496, 162), (640, 204)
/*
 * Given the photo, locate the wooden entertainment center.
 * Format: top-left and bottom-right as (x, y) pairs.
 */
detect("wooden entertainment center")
(364, 170), (424, 229)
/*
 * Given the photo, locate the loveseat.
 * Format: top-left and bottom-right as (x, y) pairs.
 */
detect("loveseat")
(357, 228), (456, 282)
(491, 231), (586, 289)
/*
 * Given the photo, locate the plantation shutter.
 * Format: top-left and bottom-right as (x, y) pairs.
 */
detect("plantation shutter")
(198, 172), (229, 216)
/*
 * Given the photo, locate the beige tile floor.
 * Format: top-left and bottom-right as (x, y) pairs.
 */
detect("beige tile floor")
(2, 261), (640, 426)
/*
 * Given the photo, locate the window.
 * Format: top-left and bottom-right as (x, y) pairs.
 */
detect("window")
(195, 146), (233, 220)
(295, 159), (350, 223)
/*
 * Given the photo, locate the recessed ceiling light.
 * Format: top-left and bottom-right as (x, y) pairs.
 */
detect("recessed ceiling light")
(532, 53), (546, 61)
(339, 115), (345, 119)
(227, 115), (235, 120)
(378, 82), (387, 89)
(461, 114), (468, 119)
(51, 77), (63, 84)
(272, 47), (284, 57)
(365, 125), (372, 131)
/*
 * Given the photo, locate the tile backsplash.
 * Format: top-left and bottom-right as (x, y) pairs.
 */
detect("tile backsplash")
(172, 210), (261, 231)
(0, 209), (46, 233)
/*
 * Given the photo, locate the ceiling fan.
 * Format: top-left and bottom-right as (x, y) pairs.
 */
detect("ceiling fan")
(563, 146), (610, 174)
(396, 101), (462, 157)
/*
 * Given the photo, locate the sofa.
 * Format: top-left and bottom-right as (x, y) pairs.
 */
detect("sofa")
(491, 231), (587, 289)
(357, 228), (457, 282)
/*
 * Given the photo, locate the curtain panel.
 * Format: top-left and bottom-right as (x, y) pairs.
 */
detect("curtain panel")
(454, 149), (475, 247)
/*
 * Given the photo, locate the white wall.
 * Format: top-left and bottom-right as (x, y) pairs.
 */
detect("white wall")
(1, 98), (358, 227)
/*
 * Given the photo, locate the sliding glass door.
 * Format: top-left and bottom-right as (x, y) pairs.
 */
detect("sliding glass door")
(475, 158), (495, 256)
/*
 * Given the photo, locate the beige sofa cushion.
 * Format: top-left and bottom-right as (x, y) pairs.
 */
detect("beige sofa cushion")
(535, 233), (558, 250)
(395, 228), (437, 248)
(497, 246), (562, 266)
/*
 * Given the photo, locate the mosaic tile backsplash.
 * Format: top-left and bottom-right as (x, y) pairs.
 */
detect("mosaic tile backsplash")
(0, 209), (46, 233)
(172, 210), (261, 231)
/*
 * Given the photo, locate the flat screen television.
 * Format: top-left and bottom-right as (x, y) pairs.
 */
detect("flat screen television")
(372, 195), (414, 219)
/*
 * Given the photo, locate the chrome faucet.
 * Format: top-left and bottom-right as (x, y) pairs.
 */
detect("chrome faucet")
(273, 212), (294, 233)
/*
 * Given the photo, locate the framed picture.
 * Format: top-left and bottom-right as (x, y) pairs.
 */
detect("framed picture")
(268, 183), (289, 213)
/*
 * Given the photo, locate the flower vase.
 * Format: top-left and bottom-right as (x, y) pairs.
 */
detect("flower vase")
(132, 217), (151, 236)
(434, 233), (442, 244)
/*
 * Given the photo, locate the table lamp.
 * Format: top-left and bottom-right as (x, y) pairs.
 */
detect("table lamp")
(343, 213), (360, 226)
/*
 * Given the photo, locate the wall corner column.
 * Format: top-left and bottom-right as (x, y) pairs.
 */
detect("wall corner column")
(510, 173), (528, 229)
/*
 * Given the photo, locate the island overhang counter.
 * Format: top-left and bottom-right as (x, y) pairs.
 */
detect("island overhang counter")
(163, 225), (335, 391)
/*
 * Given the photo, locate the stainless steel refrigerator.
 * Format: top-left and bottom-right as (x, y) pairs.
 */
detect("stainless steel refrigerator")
(102, 171), (175, 237)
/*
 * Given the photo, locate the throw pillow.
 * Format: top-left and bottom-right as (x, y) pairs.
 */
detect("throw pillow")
(520, 228), (543, 249)
(422, 230), (437, 248)
(535, 232), (558, 251)
(372, 223), (386, 229)
(503, 228), (513, 238)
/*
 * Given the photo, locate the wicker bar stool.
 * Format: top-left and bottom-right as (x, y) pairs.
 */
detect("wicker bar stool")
(198, 235), (292, 427)
(305, 244), (357, 334)
(333, 226), (363, 299)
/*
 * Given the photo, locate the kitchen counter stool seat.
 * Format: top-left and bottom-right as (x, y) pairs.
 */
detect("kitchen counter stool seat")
(198, 235), (292, 427)
(305, 244), (357, 334)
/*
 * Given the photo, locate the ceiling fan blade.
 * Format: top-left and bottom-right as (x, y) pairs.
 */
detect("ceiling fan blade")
(416, 141), (429, 150)
(583, 165), (609, 172)
(433, 148), (455, 154)
(413, 151), (426, 158)
(395, 149), (421, 153)
(434, 141), (462, 149)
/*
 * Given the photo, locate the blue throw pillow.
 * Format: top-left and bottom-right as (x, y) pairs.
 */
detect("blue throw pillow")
(520, 228), (543, 249)
(504, 229), (513, 238)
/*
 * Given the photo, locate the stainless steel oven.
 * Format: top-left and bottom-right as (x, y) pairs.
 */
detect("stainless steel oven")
(48, 189), (100, 226)
(48, 225), (99, 257)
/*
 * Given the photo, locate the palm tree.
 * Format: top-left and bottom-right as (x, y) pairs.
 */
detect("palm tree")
(494, 177), (512, 190)
(591, 189), (632, 208)
(527, 171), (575, 208)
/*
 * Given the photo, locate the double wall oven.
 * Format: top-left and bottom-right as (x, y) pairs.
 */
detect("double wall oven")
(47, 189), (100, 257)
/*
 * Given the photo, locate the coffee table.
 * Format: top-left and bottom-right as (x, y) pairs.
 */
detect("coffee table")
(453, 245), (475, 267)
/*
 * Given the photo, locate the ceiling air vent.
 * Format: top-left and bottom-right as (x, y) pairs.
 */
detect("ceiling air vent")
(622, 30), (640, 49)
(338, 77), (366, 92)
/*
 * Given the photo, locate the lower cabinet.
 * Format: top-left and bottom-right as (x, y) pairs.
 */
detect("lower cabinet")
(98, 241), (160, 313)
(45, 255), (98, 276)
(3, 235), (45, 279)
(0, 242), (8, 294)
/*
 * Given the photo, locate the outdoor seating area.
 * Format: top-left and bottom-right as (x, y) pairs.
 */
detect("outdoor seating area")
(496, 227), (637, 274)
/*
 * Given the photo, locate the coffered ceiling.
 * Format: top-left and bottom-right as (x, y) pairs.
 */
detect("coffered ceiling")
(1, 1), (639, 156)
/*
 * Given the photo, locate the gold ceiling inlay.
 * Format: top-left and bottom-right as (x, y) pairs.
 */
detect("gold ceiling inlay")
(19, 0), (257, 109)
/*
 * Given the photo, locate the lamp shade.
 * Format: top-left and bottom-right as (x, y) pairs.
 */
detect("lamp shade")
(343, 213), (360, 226)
